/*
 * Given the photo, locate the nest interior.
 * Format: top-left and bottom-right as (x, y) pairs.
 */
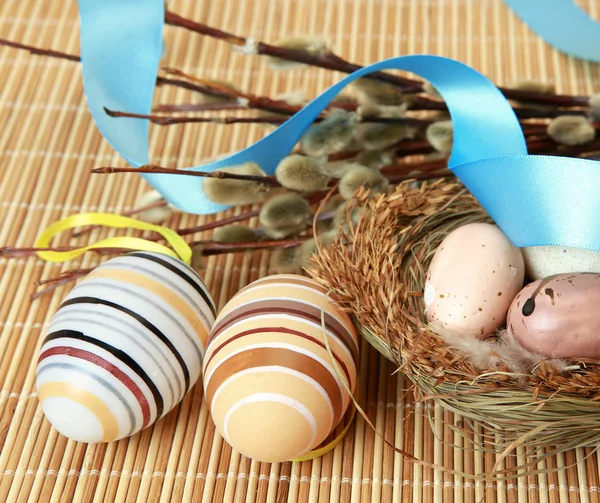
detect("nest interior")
(307, 180), (600, 461)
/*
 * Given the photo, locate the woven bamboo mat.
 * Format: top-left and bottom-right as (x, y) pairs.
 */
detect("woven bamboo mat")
(1, 0), (600, 501)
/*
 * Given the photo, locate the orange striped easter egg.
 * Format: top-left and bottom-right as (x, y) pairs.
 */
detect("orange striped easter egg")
(203, 274), (359, 463)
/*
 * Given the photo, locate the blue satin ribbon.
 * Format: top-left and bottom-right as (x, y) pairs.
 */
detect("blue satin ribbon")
(76, 0), (600, 252)
(505, 0), (600, 63)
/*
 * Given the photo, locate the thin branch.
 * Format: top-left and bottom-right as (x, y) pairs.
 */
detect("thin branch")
(164, 11), (591, 107)
(192, 237), (309, 255)
(0, 246), (127, 258)
(164, 10), (422, 91)
(92, 165), (281, 186)
(105, 107), (433, 127)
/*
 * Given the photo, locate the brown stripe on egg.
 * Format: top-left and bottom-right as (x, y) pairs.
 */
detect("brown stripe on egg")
(39, 346), (152, 428)
(209, 300), (359, 363)
(204, 326), (352, 386)
(204, 346), (344, 424)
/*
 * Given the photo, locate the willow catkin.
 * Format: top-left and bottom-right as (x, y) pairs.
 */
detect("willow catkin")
(259, 193), (311, 228)
(275, 155), (330, 191)
(356, 124), (419, 151)
(512, 80), (556, 95)
(351, 78), (406, 106)
(426, 120), (454, 153)
(267, 36), (328, 70)
(300, 109), (358, 156)
(298, 230), (338, 266)
(269, 246), (302, 273)
(202, 162), (269, 205)
(193, 78), (240, 104)
(547, 116), (595, 146)
(355, 150), (395, 170)
(338, 165), (389, 200)
(589, 94), (600, 122)
(135, 190), (173, 224)
(213, 225), (259, 243)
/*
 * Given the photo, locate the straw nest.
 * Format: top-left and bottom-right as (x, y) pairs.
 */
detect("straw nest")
(307, 180), (600, 466)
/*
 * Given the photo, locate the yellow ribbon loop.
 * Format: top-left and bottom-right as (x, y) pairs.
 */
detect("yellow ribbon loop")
(34, 213), (192, 265)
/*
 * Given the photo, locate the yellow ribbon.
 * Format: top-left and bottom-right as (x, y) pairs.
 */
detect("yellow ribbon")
(34, 213), (192, 265)
(291, 406), (356, 462)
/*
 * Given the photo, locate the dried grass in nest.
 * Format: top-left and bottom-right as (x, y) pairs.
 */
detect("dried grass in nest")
(307, 180), (600, 471)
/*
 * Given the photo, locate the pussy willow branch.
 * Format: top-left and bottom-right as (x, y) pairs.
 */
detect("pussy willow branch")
(92, 165), (282, 186)
(105, 108), (433, 127)
(164, 10), (422, 91)
(0, 37), (589, 123)
(164, 10), (590, 107)
(0, 38), (231, 100)
(155, 100), (587, 120)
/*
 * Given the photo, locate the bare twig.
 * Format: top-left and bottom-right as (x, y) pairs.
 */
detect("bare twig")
(163, 11), (591, 107)
(92, 165), (281, 186)
(105, 107), (433, 127)
(0, 246), (127, 258)
(164, 11), (422, 91)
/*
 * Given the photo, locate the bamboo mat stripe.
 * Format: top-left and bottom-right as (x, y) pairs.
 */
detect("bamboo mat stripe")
(1, 0), (600, 502)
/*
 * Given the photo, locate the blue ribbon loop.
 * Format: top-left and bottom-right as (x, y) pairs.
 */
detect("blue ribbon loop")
(505, 0), (600, 63)
(77, 0), (600, 252)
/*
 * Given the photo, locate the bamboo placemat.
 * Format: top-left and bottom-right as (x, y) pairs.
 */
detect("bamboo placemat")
(1, 0), (600, 502)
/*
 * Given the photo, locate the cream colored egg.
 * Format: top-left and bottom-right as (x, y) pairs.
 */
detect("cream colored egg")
(203, 274), (359, 463)
(424, 223), (525, 338)
(522, 245), (600, 280)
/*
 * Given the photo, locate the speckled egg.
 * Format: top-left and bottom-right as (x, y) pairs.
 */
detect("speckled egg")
(424, 223), (525, 338)
(36, 252), (216, 443)
(522, 246), (600, 280)
(507, 272), (600, 358)
(203, 274), (359, 463)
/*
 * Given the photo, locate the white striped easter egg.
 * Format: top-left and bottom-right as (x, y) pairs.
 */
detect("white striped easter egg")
(36, 252), (216, 443)
(203, 274), (359, 463)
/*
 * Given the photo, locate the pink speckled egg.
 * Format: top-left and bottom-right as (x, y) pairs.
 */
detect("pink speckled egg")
(424, 223), (525, 338)
(507, 273), (600, 358)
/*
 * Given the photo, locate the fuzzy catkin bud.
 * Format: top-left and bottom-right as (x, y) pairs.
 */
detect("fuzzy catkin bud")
(351, 78), (406, 106)
(135, 190), (173, 224)
(426, 120), (453, 153)
(300, 109), (358, 157)
(512, 80), (556, 95)
(202, 162), (269, 205)
(298, 230), (338, 266)
(193, 79), (239, 104)
(212, 225), (258, 243)
(356, 124), (418, 151)
(338, 166), (388, 200)
(269, 246), (302, 274)
(267, 36), (328, 70)
(355, 150), (395, 170)
(589, 94), (600, 123)
(547, 116), (595, 146)
(259, 193), (312, 238)
(275, 155), (330, 192)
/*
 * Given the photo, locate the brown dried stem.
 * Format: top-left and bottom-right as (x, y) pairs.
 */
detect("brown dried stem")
(164, 11), (422, 91)
(92, 165), (281, 186)
(192, 237), (310, 254)
(164, 11), (590, 107)
(32, 268), (95, 300)
(0, 246), (127, 258)
(105, 107), (432, 127)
